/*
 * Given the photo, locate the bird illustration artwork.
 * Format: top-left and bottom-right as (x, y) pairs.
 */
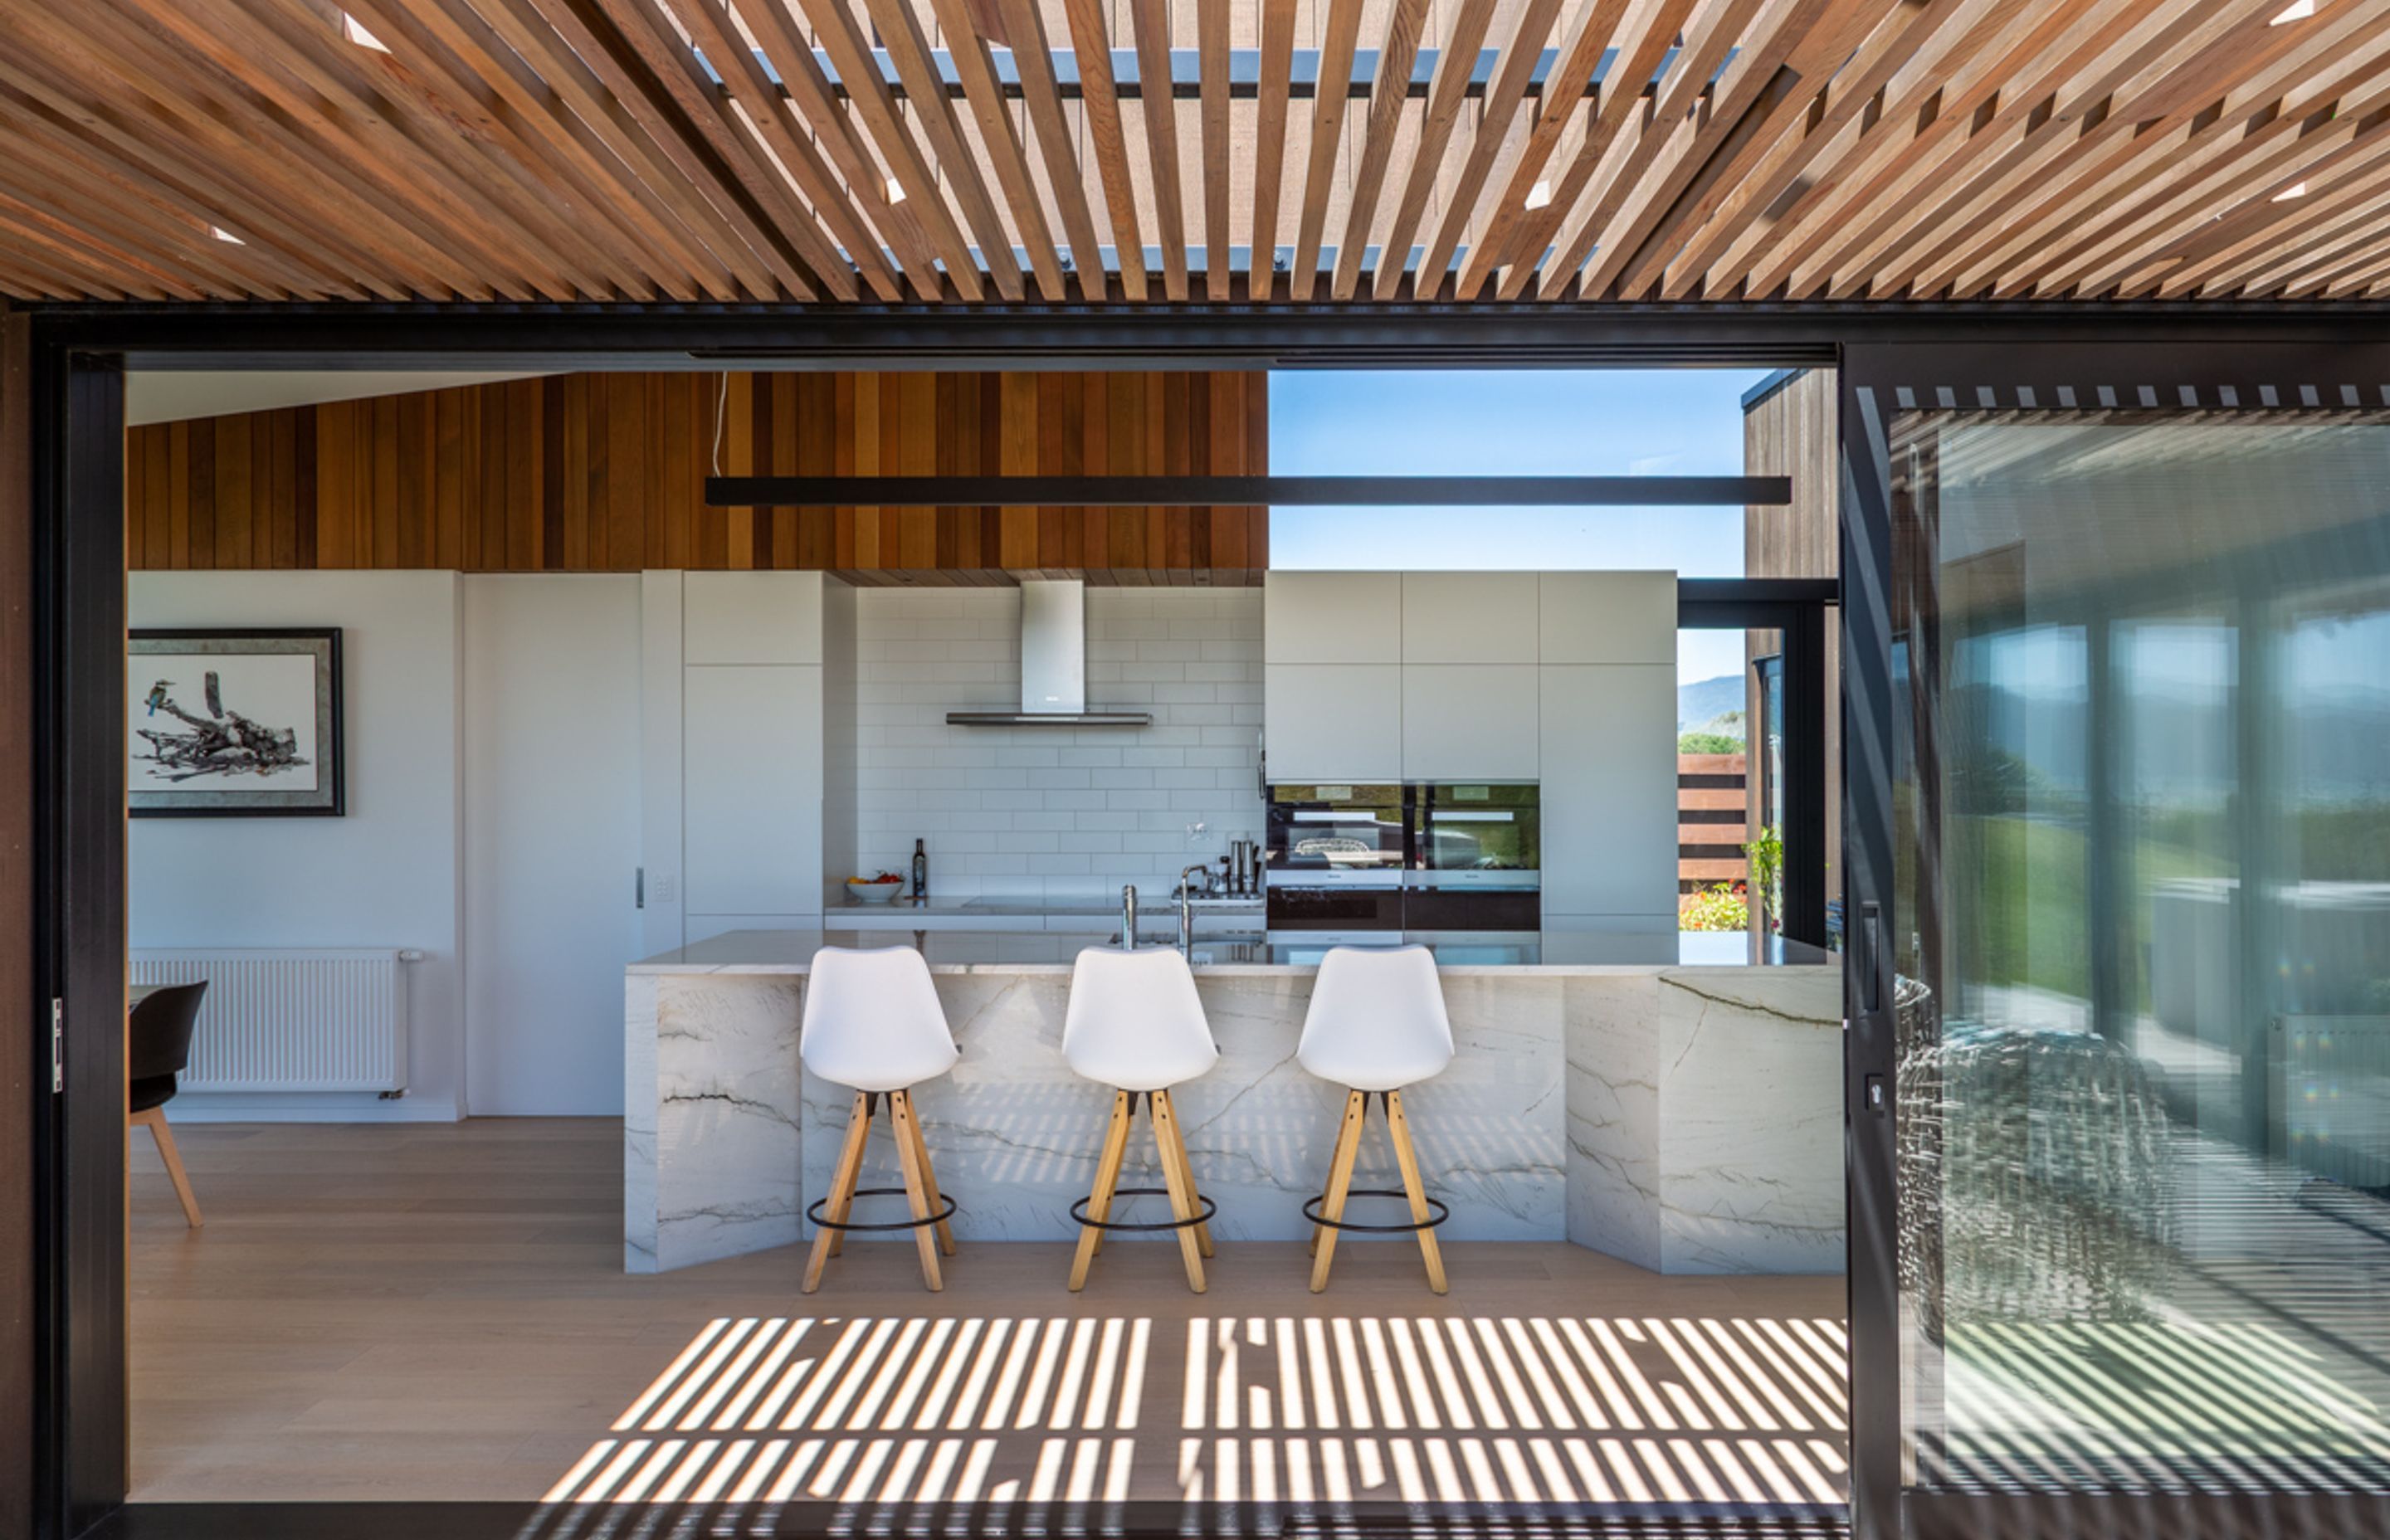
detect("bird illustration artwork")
(134, 671), (306, 782)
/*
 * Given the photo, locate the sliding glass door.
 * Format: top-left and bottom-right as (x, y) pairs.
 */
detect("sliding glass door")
(1850, 360), (2390, 1531)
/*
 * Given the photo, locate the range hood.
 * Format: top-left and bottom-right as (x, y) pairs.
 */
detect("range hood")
(945, 580), (1150, 728)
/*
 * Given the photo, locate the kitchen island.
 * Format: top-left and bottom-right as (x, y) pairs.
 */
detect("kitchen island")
(626, 928), (1843, 1280)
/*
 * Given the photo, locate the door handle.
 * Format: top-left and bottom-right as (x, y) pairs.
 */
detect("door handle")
(1861, 900), (1881, 1015)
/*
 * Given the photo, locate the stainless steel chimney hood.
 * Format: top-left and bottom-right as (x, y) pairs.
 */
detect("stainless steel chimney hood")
(945, 579), (1149, 728)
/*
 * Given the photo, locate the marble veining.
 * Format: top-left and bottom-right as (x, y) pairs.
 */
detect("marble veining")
(626, 934), (1841, 1276)
(1564, 966), (1843, 1275)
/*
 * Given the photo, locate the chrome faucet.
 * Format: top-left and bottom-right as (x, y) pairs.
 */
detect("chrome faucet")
(1121, 885), (1138, 950)
(1177, 864), (1211, 959)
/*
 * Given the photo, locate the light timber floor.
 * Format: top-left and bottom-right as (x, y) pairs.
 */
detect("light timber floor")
(130, 1118), (1850, 1508)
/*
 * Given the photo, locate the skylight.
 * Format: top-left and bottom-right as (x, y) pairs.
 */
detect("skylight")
(341, 12), (391, 51)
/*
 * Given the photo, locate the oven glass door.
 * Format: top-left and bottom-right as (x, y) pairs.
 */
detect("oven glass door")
(1265, 783), (1407, 878)
(1412, 782), (1540, 877)
(1264, 884), (1405, 932)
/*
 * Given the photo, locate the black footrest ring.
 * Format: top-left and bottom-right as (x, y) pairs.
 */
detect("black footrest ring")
(1303, 1187), (1451, 1234)
(1069, 1186), (1219, 1234)
(807, 1187), (959, 1233)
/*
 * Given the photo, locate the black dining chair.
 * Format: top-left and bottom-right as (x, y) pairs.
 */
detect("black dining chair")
(129, 981), (208, 1228)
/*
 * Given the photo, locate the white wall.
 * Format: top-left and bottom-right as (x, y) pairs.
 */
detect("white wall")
(132, 569), (652, 1120)
(130, 571), (466, 1120)
(853, 587), (1265, 901)
(461, 576), (641, 1116)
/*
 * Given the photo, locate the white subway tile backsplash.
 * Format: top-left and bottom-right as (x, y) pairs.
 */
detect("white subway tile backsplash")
(847, 587), (1265, 899)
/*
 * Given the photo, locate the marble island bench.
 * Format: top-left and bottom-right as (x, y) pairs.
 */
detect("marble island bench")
(626, 928), (1845, 1280)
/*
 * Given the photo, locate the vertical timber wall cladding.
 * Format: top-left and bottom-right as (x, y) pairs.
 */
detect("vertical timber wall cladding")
(124, 372), (1268, 584)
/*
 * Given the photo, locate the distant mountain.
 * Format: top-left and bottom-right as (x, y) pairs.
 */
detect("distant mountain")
(1678, 674), (1746, 736)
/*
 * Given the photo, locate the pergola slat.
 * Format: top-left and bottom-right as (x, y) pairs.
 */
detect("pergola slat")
(1059, 0), (1148, 299)
(1288, 0), (1365, 302)
(1329, 0), (1428, 302)
(0, 0), (2381, 305)
(1129, 0), (1191, 301)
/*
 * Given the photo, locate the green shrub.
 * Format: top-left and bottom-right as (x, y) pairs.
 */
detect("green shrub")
(1680, 882), (1748, 931)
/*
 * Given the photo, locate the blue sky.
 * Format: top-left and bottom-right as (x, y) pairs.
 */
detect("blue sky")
(1269, 368), (1774, 684)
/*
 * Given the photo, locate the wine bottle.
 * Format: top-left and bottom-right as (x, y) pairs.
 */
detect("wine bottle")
(912, 838), (929, 908)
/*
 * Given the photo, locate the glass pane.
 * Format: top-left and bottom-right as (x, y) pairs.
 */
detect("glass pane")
(1890, 415), (2390, 1496)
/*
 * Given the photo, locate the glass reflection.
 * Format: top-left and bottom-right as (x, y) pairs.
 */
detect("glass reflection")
(1891, 417), (2390, 1496)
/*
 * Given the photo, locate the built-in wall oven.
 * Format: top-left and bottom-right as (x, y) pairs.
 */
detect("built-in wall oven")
(1262, 782), (1406, 931)
(1264, 781), (1539, 933)
(1406, 781), (1542, 931)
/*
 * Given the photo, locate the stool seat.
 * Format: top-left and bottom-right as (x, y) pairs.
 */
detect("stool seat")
(801, 944), (961, 1093)
(799, 945), (961, 1294)
(1062, 945), (1218, 1092)
(1295, 944), (1455, 1091)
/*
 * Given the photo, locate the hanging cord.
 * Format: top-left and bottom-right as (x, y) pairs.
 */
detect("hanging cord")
(710, 370), (728, 476)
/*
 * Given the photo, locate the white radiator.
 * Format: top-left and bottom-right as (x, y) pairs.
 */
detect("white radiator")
(130, 948), (412, 1094)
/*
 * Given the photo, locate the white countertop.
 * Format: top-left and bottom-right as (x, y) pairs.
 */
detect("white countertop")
(630, 928), (1843, 1004)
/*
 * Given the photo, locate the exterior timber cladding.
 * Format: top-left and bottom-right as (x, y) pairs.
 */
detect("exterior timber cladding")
(124, 371), (1268, 585)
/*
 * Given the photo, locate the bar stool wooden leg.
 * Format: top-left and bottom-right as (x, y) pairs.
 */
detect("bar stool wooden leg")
(889, 1090), (944, 1292)
(1309, 1090), (1367, 1293)
(1383, 1089), (1447, 1295)
(1307, 1097), (1352, 1258)
(1092, 1094), (1138, 1260)
(899, 1089), (957, 1256)
(1070, 1091), (1135, 1290)
(133, 1108), (202, 1228)
(1154, 1090), (1215, 1258)
(805, 1092), (873, 1293)
(1148, 1089), (1207, 1294)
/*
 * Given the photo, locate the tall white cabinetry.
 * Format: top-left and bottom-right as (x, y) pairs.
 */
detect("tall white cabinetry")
(1537, 573), (1679, 928)
(641, 572), (839, 949)
(1261, 568), (1679, 929)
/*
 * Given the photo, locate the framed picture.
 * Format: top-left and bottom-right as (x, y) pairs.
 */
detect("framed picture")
(128, 628), (344, 817)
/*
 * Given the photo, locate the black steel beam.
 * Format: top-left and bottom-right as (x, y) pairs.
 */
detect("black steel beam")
(702, 473), (1787, 507)
(24, 300), (2390, 374)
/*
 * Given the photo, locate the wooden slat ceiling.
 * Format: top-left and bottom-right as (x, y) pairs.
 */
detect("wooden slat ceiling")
(2, 0), (2387, 305)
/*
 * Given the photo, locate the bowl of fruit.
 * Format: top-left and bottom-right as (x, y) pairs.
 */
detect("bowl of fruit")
(846, 871), (906, 904)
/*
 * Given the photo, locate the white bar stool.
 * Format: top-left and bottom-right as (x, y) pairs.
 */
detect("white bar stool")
(1297, 944), (1454, 1294)
(1061, 946), (1220, 1294)
(800, 945), (962, 1294)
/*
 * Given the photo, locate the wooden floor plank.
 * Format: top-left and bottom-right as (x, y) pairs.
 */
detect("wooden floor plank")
(130, 1118), (1848, 1505)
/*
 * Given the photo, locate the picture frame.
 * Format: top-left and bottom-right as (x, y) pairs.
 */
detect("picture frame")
(128, 627), (344, 817)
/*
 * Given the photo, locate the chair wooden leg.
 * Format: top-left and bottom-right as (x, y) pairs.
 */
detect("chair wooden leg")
(900, 1088), (957, 1256)
(1384, 1089), (1447, 1295)
(1154, 1089), (1214, 1258)
(1308, 1096), (1355, 1258)
(888, 1090), (944, 1292)
(1069, 1091), (1134, 1292)
(804, 1092), (873, 1294)
(1309, 1090), (1367, 1294)
(1148, 1089), (1207, 1294)
(134, 1108), (202, 1229)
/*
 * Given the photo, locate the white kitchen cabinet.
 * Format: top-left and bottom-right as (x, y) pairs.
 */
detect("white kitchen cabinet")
(1538, 665), (1678, 918)
(683, 571), (824, 665)
(1539, 572), (1678, 664)
(1263, 664), (1402, 782)
(1400, 665), (1539, 779)
(1402, 572), (1539, 662)
(682, 664), (825, 915)
(1263, 572), (1402, 664)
